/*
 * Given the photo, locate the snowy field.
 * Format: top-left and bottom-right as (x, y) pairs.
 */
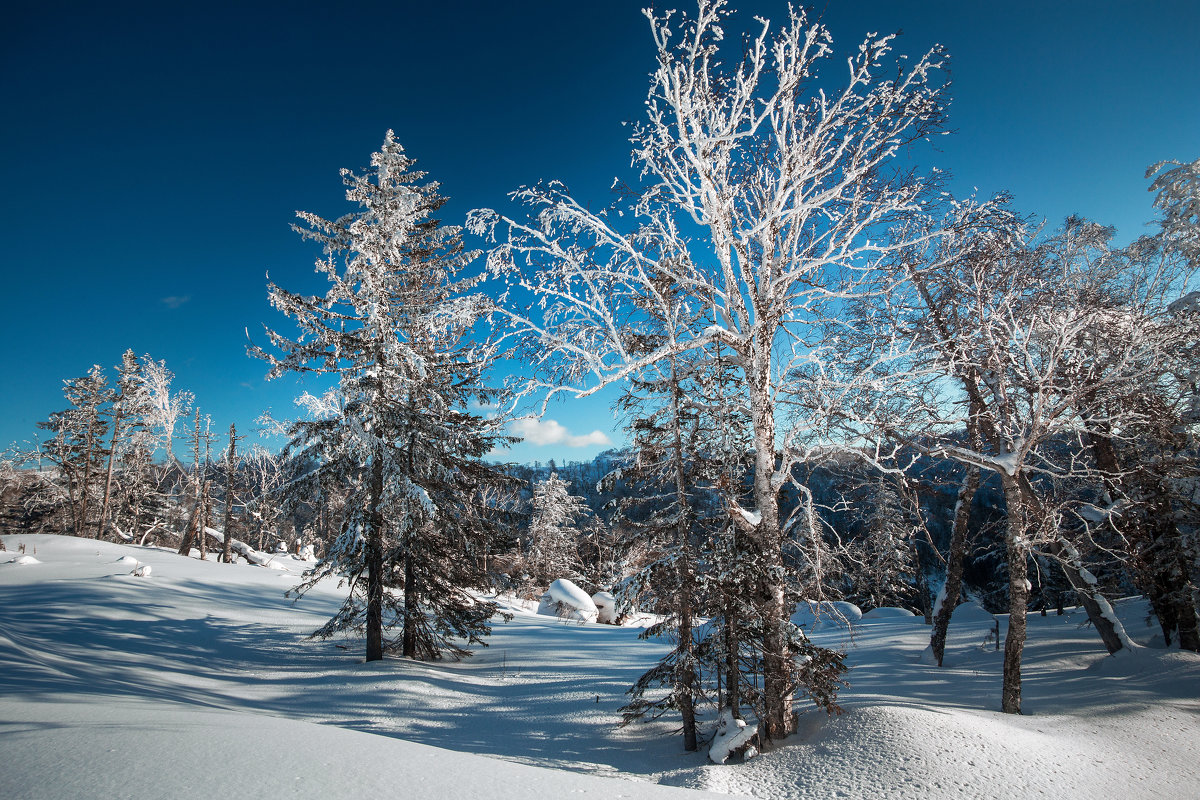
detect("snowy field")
(1, 534), (1197, 799)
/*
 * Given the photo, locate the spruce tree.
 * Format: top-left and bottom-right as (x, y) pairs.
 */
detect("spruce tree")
(38, 365), (111, 536)
(525, 473), (589, 587)
(257, 132), (513, 661)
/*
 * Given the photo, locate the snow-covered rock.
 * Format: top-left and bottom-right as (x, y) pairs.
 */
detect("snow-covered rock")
(116, 555), (139, 566)
(592, 591), (616, 624)
(708, 708), (757, 764)
(132, 564), (152, 577)
(7, 554), (41, 565)
(298, 544), (317, 562)
(537, 578), (598, 622)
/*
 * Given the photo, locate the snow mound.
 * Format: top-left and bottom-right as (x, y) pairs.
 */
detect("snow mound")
(537, 578), (598, 622)
(592, 591), (617, 624)
(709, 708), (758, 764)
(947, 601), (996, 626)
(861, 606), (917, 620)
(7, 555), (41, 565)
(691, 701), (1200, 800)
(792, 600), (862, 630)
(115, 555), (140, 566)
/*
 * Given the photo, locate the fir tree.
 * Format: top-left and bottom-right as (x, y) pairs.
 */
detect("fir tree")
(257, 132), (514, 661)
(38, 365), (111, 536)
(526, 472), (589, 587)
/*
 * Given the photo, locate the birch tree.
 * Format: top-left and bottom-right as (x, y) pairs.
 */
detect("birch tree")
(851, 205), (1194, 711)
(470, 0), (948, 740)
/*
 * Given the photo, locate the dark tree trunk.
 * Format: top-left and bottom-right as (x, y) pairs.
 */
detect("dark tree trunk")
(669, 362), (699, 752)
(365, 454), (385, 662)
(402, 554), (418, 659)
(930, 459), (980, 666)
(177, 492), (203, 557)
(724, 593), (741, 719)
(1083, 424), (1198, 651)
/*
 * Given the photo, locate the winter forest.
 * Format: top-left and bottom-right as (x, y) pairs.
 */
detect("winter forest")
(2, 1), (1199, 797)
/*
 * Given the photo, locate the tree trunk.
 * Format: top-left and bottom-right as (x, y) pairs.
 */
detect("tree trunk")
(724, 595), (741, 719)
(97, 412), (123, 541)
(366, 453), (385, 662)
(198, 481), (210, 560)
(747, 374), (793, 743)
(1001, 475), (1029, 714)
(930, 453), (980, 665)
(1082, 425), (1198, 651)
(80, 414), (98, 537)
(668, 360), (699, 752)
(222, 423), (237, 564)
(176, 491), (203, 557)
(402, 554), (418, 659)
(1044, 539), (1129, 654)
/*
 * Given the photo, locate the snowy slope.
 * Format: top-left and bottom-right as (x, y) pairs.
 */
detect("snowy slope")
(2, 534), (1198, 799)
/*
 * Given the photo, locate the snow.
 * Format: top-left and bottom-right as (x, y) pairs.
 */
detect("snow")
(2, 534), (1199, 800)
(791, 600), (862, 631)
(732, 506), (762, 527)
(593, 590), (617, 624)
(538, 577), (599, 622)
(708, 709), (758, 765)
(6, 554), (41, 565)
(860, 606), (916, 619)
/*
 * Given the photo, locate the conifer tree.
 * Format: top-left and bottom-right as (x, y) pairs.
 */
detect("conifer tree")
(257, 132), (513, 661)
(526, 472), (589, 587)
(38, 365), (111, 536)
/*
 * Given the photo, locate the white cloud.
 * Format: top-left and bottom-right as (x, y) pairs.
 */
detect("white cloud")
(161, 295), (190, 309)
(510, 417), (612, 448)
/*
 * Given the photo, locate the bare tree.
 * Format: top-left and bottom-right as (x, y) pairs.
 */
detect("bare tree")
(852, 205), (1192, 712)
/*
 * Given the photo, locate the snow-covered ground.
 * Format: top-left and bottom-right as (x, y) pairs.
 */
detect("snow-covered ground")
(1, 534), (1197, 799)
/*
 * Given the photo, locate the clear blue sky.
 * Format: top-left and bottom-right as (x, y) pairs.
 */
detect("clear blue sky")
(2, 1), (1197, 465)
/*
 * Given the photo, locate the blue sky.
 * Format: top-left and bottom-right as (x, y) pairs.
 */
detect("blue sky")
(2, 1), (1197, 465)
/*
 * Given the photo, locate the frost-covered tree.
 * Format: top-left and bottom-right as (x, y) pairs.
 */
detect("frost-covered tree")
(850, 205), (1194, 711)
(240, 444), (288, 552)
(842, 477), (919, 611)
(38, 365), (111, 536)
(470, 0), (947, 741)
(256, 132), (513, 662)
(525, 472), (589, 587)
(1148, 158), (1199, 267)
(613, 353), (708, 751)
(96, 349), (153, 541)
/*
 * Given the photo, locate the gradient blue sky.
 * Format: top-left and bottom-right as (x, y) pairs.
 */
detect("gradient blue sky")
(2, 1), (1197, 465)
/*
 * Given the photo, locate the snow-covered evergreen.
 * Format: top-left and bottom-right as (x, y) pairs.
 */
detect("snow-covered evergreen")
(257, 131), (515, 661)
